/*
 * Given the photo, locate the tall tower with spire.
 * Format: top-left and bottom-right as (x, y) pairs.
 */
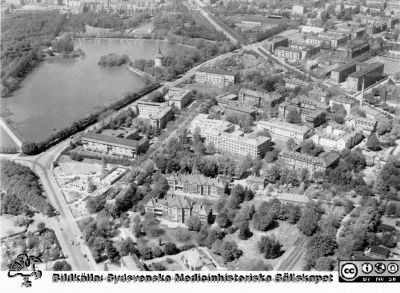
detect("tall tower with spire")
(154, 46), (164, 67)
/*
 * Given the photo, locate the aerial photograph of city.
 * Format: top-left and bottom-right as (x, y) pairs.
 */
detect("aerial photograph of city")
(0, 0), (400, 276)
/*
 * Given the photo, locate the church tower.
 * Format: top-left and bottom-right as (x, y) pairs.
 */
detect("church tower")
(154, 46), (164, 67)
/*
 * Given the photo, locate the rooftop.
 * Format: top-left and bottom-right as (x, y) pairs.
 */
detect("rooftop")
(198, 67), (236, 76)
(257, 119), (311, 134)
(81, 133), (145, 149)
(348, 62), (384, 78)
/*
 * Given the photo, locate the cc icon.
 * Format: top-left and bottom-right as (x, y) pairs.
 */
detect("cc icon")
(341, 263), (358, 280)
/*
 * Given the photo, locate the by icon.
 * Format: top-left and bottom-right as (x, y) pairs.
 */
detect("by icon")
(362, 263), (373, 274)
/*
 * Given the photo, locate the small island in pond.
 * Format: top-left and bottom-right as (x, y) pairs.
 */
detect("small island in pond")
(98, 53), (131, 67)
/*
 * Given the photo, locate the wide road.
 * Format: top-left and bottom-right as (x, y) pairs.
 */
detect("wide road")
(8, 141), (98, 271)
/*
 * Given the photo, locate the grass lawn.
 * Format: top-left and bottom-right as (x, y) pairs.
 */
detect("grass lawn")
(183, 83), (223, 96)
(224, 220), (303, 270)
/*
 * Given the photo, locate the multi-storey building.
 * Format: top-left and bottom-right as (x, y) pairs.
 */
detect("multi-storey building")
(329, 95), (354, 113)
(133, 101), (173, 129)
(222, 103), (257, 120)
(238, 89), (284, 108)
(331, 62), (357, 83)
(283, 78), (311, 89)
(195, 67), (237, 87)
(288, 43), (321, 58)
(150, 106), (173, 129)
(263, 36), (289, 53)
(337, 41), (370, 58)
(345, 115), (377, 134)
(144, 194), (211, 225)
(346, 62), (384, 91)
(166, 173), (226, 198)
(166, 88), (192, 109)
(279, 97), (328, 127)
(306, 33), (348, 48)
(312, 124), (364, 151)
(170, 89), (189, 103)
(205, 129), (270, 159)
(275, 46), (302, 60)
(292, 5), (305, 15)
(386, 0), (400, 15)
(81, 133), (149, 158)
(190, 114), (235, 137)
(279, 150), (340, 174)
(329, 27), (366, 40)
(256, 119), (311, 142)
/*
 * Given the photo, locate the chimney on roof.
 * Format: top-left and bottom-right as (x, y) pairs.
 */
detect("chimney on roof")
(360, 77), (365, 107)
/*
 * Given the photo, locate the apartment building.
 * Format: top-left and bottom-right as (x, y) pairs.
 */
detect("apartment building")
(329, 27), (366, 40)
(166, 173), (226, 198)
(279, 150), (340, 174)
(312, 124), (364, 151)
(256, 119), (311, 142)
(133, 101), (173, 129)
(144, 194), (211, 225)
(292, 5), (305, 15)
(345, 115), (377, 134)
(150, 105), (173, 129)
(263, 36), (289, 53)
(81, 133), (149, 159)
(346, 62), (384, 91)
(238, 89), (284, 108)
(337, 41), (370, 58)
(223, 103), (257, 120)
(195, 67), (237, 87)
(279, 97), (328, 127)
(190, 114), (235, 137)
(329, 95), (354, 113)
(306, 33), (348, 48)
(275, 47), (302, 61)
(205, 129), (270, 159)
(289, 43), (321, 58)
(167, 88), (192, 109)
(331, 62), (357, 83)
(283, 78), (311, 89)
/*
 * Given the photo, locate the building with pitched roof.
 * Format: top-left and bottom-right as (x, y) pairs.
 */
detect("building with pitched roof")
(133, 101), (173, 129)
(144, 194), (212, 225)
(238, 89), (284, 108)
(345, 115), (377, 134)
(166, 173), (226, 198)
(279, 150), (340, 174)
(312, 124), (364, 151)
(279, 96), (328, 127)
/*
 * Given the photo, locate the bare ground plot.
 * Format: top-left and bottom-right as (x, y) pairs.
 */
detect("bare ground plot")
(0, 215), (27, 238)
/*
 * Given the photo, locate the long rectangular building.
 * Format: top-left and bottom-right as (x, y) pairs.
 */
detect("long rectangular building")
(190, 114), (235, 137)
(205, 129), (270, 159)
(256, 119), (311, 142)
(279, 150), (340, 174)
(81, 133), (149, 159)
(347, 62), (384, 91)
(331, 62), (357, 83)
(195, 67), (237, 87)
(238, 89), (284, 108)
(166, 173), (226, 198)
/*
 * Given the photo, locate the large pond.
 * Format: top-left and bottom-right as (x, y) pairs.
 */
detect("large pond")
(0, 38), (192, 143)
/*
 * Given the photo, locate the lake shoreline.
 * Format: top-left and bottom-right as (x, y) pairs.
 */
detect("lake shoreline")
(2, 38), (193, 143)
